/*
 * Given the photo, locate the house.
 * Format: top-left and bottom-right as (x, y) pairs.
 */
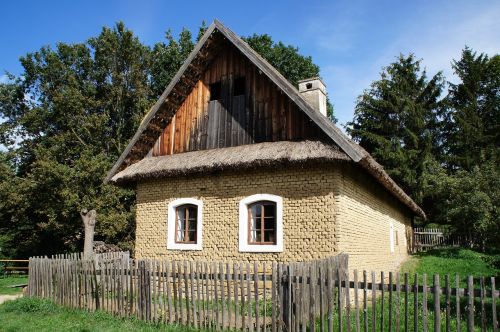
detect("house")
(105, 20), (425, 273)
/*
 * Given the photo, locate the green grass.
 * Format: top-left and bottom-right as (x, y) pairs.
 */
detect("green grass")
(0, 297), (202, 332)
(401, 247), (499, 277)
(0, 275), (28, 295)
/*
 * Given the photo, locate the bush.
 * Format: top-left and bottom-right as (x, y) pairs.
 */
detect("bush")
(0, 297), (58, 314)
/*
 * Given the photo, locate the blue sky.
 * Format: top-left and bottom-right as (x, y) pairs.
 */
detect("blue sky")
(1, 0), (499, 126)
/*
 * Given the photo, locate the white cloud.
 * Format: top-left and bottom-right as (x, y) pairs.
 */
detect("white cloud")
(0, 74), (9, 84)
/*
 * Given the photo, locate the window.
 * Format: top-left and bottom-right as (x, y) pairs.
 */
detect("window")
(209, 82), (221, 101)
(395, 230), (399, 246)
(233, 77), (245, 96)
(167, 198), (203, 250)
(239, 194), (283, 252)
(248, 201), (276, 245)
(175, 204), (198, 244)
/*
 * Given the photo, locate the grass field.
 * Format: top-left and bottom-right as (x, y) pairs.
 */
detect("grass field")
(0, 275), (28, 295)
(0, 297), (201, 332)
(0, 249), (497, 331)
(400, 247), (499, 287)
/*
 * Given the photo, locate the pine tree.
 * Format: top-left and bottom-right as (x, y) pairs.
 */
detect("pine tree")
(347, 54), (445, 205)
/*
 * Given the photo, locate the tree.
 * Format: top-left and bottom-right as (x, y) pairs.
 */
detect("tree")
(444, 47), (499, 171)
(428, 159), (499, 250)
(347, 54), (445, 205)
(0, 22), (326, 257)
(244, 34), (337, 122)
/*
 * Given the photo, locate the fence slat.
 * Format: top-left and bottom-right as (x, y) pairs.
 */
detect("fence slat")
(363, 271), (368, 332)
(354, 270), (360, 332)
(445, 274), (451, 332)
(480, 276), (486, 332)
(423, 274), (428, 332)
(404, 273), (409, 332)
(467, 276), (474, 332)
(456, 274), (461, 332)
(434, 274), (441, 332)
(414, 273), (418, 332)
(380, 271), (384, 332)
(272, 262), (277, 332)
(371, 271), (375, 332)
(492, 277), (497, 332)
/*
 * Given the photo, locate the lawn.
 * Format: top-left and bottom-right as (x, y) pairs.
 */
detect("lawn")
(400, 247), (499, 287)
(0, 297), (201, 332)
(0, 275), (28, 295)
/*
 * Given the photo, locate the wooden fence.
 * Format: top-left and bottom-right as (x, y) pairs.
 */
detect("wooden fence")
(27, 254), (498, 331)
(413, 228), (470, 252)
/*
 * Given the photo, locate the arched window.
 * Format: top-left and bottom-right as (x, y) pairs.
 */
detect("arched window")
(248, 201), (277, 245)
(167, 198), (203, 250)
(175, 204), (198, 244)
(239, 194), (283, 252)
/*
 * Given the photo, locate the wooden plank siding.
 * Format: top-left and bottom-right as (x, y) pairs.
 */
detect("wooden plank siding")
(152, 44), (323, 157)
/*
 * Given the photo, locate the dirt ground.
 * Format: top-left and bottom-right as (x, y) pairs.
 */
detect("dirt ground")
(0, 294), (22, 305)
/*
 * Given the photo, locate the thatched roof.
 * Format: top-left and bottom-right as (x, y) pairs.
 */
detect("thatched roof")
(111, 140), (350, 184)
(105, 20), (426, 219)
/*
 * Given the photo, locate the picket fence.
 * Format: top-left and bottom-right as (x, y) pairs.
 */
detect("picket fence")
(413, 228), (470, 252)
(27, 253), (498, 331)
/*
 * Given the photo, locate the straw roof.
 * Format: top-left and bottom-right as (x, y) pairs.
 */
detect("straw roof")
(111, 140), (350, 184)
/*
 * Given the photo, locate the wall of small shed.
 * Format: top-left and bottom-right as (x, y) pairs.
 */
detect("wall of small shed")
(134, 164), (339, 262)
(335, 164), (412, 276)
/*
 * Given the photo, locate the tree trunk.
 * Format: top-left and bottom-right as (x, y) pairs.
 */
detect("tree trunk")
(80, 209), (97, 259)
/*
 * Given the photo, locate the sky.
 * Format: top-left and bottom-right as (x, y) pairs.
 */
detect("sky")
(1, 0), (499, 126)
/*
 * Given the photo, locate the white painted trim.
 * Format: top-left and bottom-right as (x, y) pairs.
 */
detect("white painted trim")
(238, 194), (283, 253)
(167, 198), (203, 251)
(389, 221), (395, 253)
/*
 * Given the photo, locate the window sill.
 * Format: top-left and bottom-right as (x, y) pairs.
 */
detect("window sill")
(167, 243), (202, 251)
(239, 243), (283, 253)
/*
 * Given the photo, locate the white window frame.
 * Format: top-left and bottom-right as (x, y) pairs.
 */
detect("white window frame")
(239, 194), (283, 253)
(389, 221), (395, 253)
(167, 198), (203, 251)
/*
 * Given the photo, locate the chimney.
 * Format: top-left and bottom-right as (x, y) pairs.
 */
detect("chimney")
(298, 77), (327, 117)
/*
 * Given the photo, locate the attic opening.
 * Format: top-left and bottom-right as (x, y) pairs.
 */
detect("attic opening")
(233, 77), (245, 96)
(210, 82), (222, 101)
(306, 83), (312, 89)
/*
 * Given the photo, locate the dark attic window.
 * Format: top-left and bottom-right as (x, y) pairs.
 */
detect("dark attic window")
(306, 83), (313, 89)
(233, 77), (245, 96)
(210, 82), (221, 101)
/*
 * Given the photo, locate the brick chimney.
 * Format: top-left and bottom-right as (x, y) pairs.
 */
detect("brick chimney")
(298, 77), (327, 117)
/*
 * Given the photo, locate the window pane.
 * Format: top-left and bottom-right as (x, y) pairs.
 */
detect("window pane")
(176, 209), (185, 242)
(176, 205), (197, 243)
(250, 204), (261, 219)
(187, 230), (197, 242)
(264, 230), (276, 244)
(264, 204), (276, 218)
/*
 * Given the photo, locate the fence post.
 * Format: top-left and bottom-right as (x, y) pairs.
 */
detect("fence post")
(281, 264), (291, 332)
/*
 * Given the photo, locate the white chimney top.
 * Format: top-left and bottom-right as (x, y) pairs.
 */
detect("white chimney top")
(298, 77), (327, 117)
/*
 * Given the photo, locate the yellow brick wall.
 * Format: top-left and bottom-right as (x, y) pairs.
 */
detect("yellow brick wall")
(335, 164), (412, 276)
(134, 162), (412, 271)
(135, 164), (339, 262)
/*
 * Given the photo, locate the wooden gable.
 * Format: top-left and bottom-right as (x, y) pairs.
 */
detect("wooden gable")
(151, 41), (324, 156)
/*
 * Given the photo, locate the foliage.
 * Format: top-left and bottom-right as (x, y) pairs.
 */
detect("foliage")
(427, 160), (499, 250)
(348, 49), (499, 249)
(401, 248), (499, 282)
(0, 297), (200, 331)
(347, 54), (445, 205)
(0, 22), (329, 258)
(443, 48), (500, 171)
